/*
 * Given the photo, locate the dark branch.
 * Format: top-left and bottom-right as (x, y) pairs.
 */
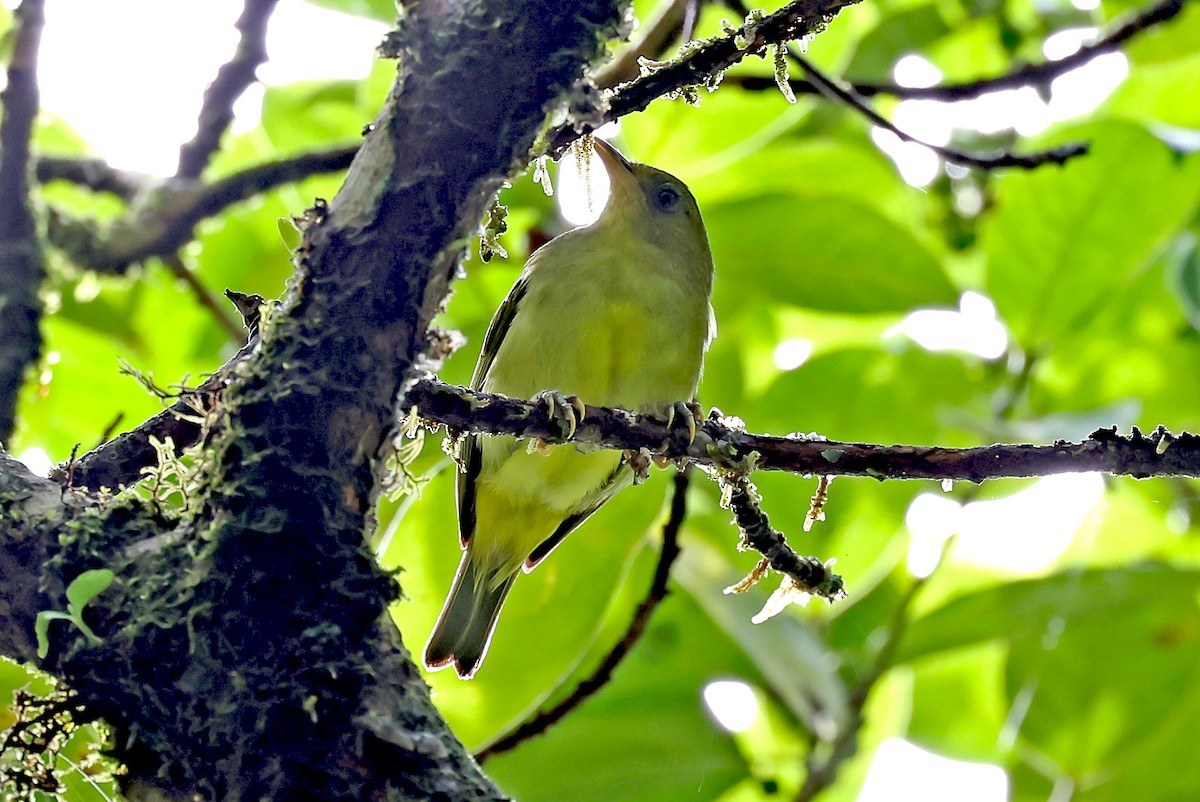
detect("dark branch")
(405, 380), (1200, 482)
(0, 0), (47, 445)
(60, 376), (1200, 492)
(728, 0), (1189, 102)
(594, 0), (689, 88)
(44, 145), (357, 273)
(53, 324), (258, 490)
(177, 0), (280, 179)
(547, 0), (863, 156)
(34, 155), (148, 201)
(796, 574), (927, 801)
(791, 52), (1087, 170)
(476, 469), (690, 763)
(720, 473), (845, 602)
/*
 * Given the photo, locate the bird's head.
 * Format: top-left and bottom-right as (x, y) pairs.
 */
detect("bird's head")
(591, 137), (712, 271)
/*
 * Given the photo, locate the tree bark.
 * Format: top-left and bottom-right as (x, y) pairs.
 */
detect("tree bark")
(0, 2), (621, 799)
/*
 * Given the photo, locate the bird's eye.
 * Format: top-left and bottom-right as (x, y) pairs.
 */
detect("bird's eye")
(653, 184), (682, 213)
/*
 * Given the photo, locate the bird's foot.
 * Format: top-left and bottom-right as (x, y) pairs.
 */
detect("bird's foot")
(533, 390), (586, 440)
(661, 400), (704, 449)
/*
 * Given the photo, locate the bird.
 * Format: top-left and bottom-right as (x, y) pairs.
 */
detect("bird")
(424, 137), (716, 679)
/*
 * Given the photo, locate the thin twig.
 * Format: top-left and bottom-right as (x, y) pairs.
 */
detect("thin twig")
(475, 469), (691, 763)
(161, 254), (243, 342)
(727, 0), (1189, 102)
(0, 0), (47, 444)
(795, 575), (927, 801)
(721, 473), (845, 601)
(721, 0), (1085, 170)
(791, 52), (1086, 169)
(177, 0), (281, 179)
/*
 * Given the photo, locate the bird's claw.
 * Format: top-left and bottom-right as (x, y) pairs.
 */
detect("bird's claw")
(534, 390), (585, 440)
(664, 400), (703, 446)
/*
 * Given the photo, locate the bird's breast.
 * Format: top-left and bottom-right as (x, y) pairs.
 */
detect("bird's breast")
(484, 240), (710, 411)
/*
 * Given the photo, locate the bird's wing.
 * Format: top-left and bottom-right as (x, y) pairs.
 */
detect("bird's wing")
(456, 434), (482, 547)
(470, 270), (531, 391)
(523, 461), (632, 569)
(457, 270), (531, 547)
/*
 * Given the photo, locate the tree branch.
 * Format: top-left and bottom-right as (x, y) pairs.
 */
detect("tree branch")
(61, 375), (1200, 494)
(593, 0), (690, 88)
(44, 145), (357, 274)
(790, 52), (1087, 169)
(728, 0), (1189, 102)
(476, 469), (691, 763)
(176, 0), (280, 179)
(546, 0), (863, 156)
(0, 0), (47, 445)
(404, 380), (1200, 481)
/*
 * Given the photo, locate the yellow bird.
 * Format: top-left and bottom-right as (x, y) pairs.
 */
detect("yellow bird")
(424, 138), (716, 678)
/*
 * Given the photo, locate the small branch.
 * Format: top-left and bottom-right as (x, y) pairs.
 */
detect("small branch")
(34, 155), (149, 200)
(795, 575), (927, 801)
(547, 0), (862, 155)
(176, 0), (281, 179)
(53, 315), (258, 490)
(0, 0), (47, 444)
(727, 0), (1189, 102)
(44, 145), (357, 273)
(161, 254), (243, 342)
(406, 380), (1200, 481)
(791, 53), (1086, 170)
(720, 473), (845, 602)
(722, 0), (1085, 170)
(594, 0), (690, 88)
(64, 375), (1200, 491)
(475, 469), (691, 763)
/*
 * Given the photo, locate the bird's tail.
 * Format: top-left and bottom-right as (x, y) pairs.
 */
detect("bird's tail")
(424, 552), (517, 679)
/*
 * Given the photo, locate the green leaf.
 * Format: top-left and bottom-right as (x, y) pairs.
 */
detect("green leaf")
(65, 569), (116, 616)
(706, 194), (957, 314)
(301, 0), (396, 23)
(1165, 233), (1200, 331)
(483, 591), (751, 802)
(1107, 53), (1200, 129)
(1005, 590), (1200, 778)
(844, 4), (953, 79)
(982, 122), (1200, 348)
(896, 563), (1200, 664)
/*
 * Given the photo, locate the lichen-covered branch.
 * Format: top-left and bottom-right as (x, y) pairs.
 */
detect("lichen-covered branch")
(547, 0), (862, 155)
(594, 0), (690, 87)
(0, 0), (47, 444)
(59, 375), (1200, 495)
(405, 379), (1200, 482)
(176, 0), (281, 179)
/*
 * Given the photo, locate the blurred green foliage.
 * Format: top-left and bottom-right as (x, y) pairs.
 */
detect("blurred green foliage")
(4, 0), (1200, 800)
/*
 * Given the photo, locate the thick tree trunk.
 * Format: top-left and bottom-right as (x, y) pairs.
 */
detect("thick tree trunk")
(0, 2), (621, 799)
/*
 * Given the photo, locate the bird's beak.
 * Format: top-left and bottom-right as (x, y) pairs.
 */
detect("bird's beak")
(592, 136), (634, 176)
(591, 136), (639, 213)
